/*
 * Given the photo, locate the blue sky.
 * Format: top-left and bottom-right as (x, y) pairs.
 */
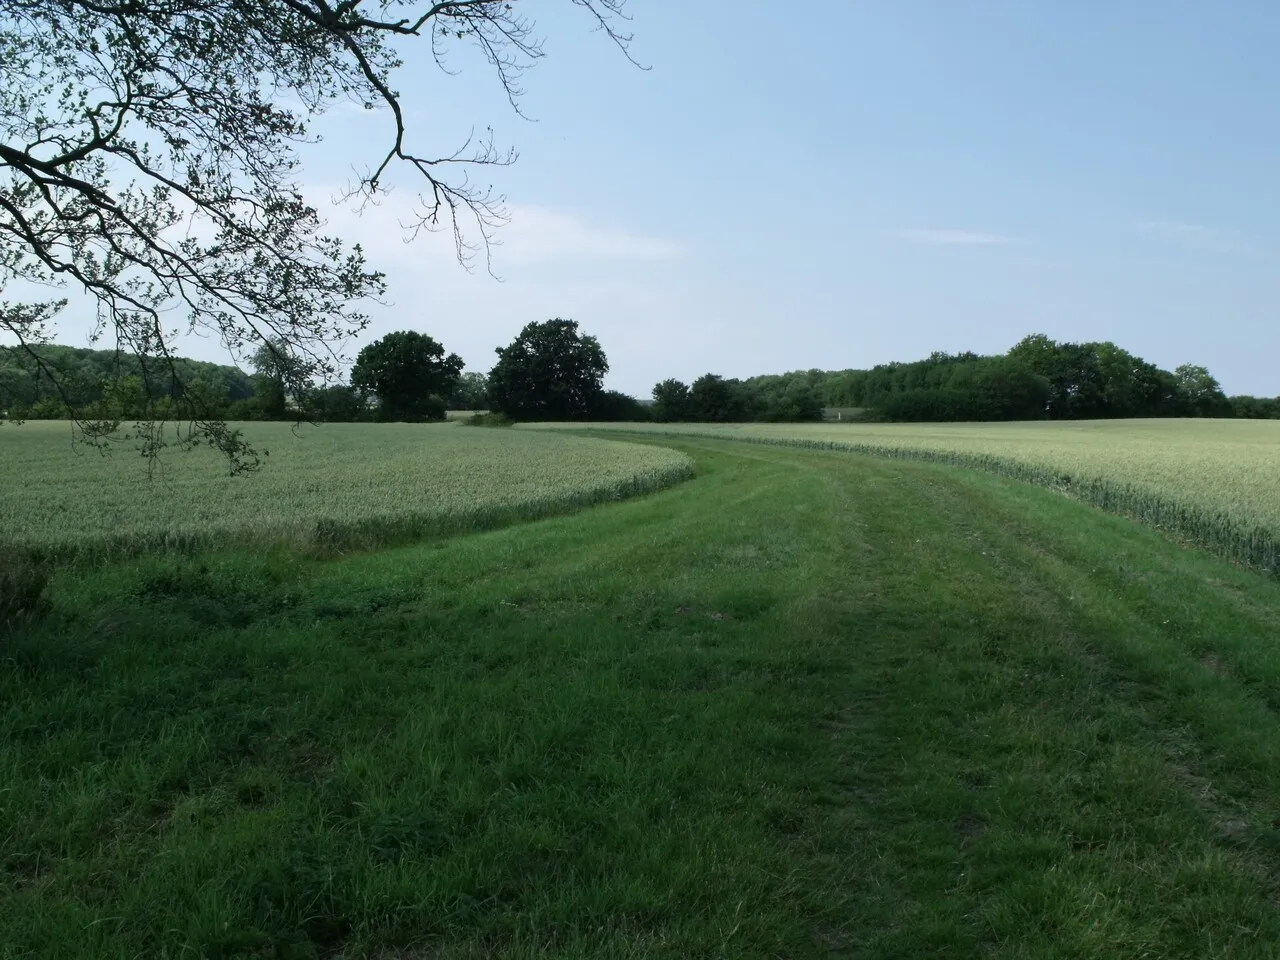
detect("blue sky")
(60, 2), (1280, 395)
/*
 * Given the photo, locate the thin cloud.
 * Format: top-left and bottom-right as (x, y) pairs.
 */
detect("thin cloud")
(1137, 219), (1216, 238)
(1136, 220), (1261, 256)
(897, 228), (1019, 246)
(501, 205), (682, 264)
(301, 189), (682, 269)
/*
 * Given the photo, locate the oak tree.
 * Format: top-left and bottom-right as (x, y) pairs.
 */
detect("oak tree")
(350, 330), (462, 421)
(488, 318), (607, 420)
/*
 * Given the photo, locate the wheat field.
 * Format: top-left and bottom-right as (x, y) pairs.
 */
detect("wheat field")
(0, 421), (693, 561)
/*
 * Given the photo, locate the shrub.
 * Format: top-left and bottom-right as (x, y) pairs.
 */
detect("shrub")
(591, 390), (651, 422)
(460, 412), (514, 427)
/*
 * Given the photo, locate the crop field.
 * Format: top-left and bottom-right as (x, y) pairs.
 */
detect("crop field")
(528, 419), (1280, 570)
(0, 421), (692, 562)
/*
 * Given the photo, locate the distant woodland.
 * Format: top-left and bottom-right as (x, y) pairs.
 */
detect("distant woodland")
(4, 332), (1277, 425)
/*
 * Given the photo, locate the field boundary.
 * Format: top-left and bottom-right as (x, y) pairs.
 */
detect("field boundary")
(6, 452), (694, 567)
(569, 427), (1280, 574)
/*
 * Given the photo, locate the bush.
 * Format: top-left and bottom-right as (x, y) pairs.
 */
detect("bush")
(759, 383), (824, 422)
(460, 412), (514, 427)
(26, 397), (69, 420)
(225, 397), (270, 421)
(299, 384), (369, 423)
(370, 392), (446, 423)
(591, 390), (651, 422)
(687, 374), (753, 422)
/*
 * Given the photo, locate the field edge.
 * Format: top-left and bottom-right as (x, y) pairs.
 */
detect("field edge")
(3, 437), (696, 567)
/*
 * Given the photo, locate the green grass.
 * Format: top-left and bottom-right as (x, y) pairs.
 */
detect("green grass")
(527, 419), (1280, 570)
(6, 436), (1280, 957)
(0, 421), (691, 562)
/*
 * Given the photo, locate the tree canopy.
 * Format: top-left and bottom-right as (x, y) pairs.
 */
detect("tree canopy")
(0, 342), (252, 417)
(487, 319), (608, 420)
(350, 330), (463, 421)
(6, 327), (1273, 429)
(649, 373), (823, 423)
(0, 0), (634, 469)
(447, 372), (490, 412)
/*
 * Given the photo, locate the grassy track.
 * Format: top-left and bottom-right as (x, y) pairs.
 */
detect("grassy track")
(5, 437), (1280, 957)
(527, 419), (1280, 571)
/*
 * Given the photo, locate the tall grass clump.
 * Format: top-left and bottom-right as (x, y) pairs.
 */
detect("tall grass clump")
(0, 551), (49, 628)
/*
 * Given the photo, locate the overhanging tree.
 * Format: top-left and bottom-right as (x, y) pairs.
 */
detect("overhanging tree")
(0, 0), (635, 470)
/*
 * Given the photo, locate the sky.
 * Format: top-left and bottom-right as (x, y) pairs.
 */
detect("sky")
(38, 1), (1280, 396)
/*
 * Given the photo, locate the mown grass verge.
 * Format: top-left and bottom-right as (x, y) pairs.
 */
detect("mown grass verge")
(546, 424), (1280, 573)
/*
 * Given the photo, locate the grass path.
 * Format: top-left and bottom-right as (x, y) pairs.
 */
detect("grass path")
(5, 437), (1280, 957)
(527, 419), (1280, 571)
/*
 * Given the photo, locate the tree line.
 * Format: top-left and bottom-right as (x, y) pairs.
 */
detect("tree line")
(0, 320), (638, 425)
(781, 334), (1273, 422)
(656, 335), (1280, 423)
(4, 328), (1277, 426)
(647, 335), (1277, 423)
